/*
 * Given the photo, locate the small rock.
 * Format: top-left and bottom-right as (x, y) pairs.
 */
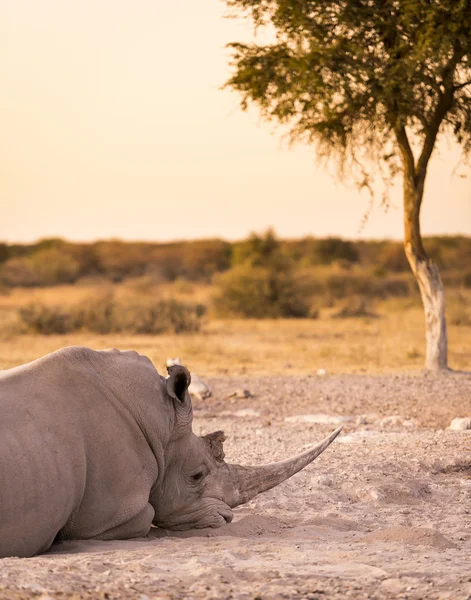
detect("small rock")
(317, 474), (334, 486)
(378, 415), (403, 427)
(316, 368), (328, 376)
(227, 389), (252, 399)
(189, 373), (212, 400)
(448, 417), (471, 431)
(356, 413), (377, 425)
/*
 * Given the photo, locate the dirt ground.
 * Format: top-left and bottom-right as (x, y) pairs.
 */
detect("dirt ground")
(0, 372), (470, 599)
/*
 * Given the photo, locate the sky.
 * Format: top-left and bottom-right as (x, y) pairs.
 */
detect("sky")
(1, 0), (470, 244)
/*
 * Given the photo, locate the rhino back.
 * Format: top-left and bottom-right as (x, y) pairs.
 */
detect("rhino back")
(0, 359), (88, 557)
(0, 347), (166, 556)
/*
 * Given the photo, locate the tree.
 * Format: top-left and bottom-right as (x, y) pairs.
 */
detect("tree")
(224, 0), (471, 370)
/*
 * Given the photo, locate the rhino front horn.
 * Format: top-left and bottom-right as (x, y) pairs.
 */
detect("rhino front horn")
(226, 426), (342, 508)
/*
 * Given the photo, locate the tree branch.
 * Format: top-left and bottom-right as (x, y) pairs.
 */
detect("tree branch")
(415, 47), (466, 181)
(394, 124), (415, 177)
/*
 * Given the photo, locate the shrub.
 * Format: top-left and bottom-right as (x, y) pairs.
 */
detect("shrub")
(0, 257), (40, 287)
(19, 304), (79, 334)
(214, 264), (310, 318)
(379, 244), (409, 272)
(463, 271), (471, 288)
(332, 297), (379, 319)
(28, 248), (81, 285)
(449, 307), (471, 327)
(232, 229), (284, 268)
(0, 243), (9, 264)
(324, 273), (413, 299)
(112, 298), (205, 334)
(314, 238), (359, 265)
(0, 248), (81, 287)
(17, 295), (205, 335)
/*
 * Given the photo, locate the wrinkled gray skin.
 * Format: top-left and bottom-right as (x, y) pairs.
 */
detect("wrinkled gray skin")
(0, 346), (342, 558)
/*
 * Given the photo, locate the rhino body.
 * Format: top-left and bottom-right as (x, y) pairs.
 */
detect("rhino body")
(0, 346), (341, 558)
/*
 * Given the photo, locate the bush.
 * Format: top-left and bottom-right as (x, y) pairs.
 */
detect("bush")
(19, 304), (79, 334)
(463, 271), (471, 288)
(0, 248), (81, 287)
(0, 243), (9, 264)
(324, 273), (413, 299)
(379, 244), (409, 272)
(0, 257), (40, 287)
(18, 295), (205, 335)
(214, 265), (310, 318)
(314, 238), (359, 265)
(332, 297), (379, 319)
(28, 248), (81, 285)
(232, 229), (283, 268)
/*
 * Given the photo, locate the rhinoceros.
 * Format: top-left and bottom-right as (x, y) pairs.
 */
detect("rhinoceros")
(0, 346), (342, 558)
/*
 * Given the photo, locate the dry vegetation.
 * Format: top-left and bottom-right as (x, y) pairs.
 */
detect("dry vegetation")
(0, 232), (470, 374)
(1, 282), (470, 375)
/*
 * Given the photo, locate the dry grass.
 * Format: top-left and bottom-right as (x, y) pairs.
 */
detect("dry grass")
(0, 283), (469, 375)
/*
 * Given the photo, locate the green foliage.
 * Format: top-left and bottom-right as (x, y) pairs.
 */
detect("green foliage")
(18, 304), (79, 334)
(0, 248), (80, 286)
(215, 231), (310, 317)
(0, 244), (9, 264)
(232, 229), (286, 267)
(314, 238), (359, 265)
(0, 258), (40, 287)
(0, 239), (231, 286)
(18, 295), (205, 335)
(28, 248), (81, 285)
(225, 0), (471, 187)
(1, 235), (471, 305)
(214, 264), (310, 318)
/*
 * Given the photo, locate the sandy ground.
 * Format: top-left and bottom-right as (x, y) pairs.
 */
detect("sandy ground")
(1, 372), (470, 599)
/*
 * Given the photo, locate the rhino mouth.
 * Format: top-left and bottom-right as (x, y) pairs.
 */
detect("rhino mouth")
(154, 501), (234, 530)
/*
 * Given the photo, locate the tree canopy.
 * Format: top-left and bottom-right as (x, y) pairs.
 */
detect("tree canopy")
(225, 0), (471, 185)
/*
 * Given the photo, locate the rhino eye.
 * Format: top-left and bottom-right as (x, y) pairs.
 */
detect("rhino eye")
(192, 472), (204, 482)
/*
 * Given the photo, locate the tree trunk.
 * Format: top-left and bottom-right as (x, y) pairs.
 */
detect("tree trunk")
(403, 177), (448, 371)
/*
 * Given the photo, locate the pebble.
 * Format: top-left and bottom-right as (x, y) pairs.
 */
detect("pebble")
(227, 389), (252, 399)
(448, 417), (471, 431)
(317, 474), (334, 486)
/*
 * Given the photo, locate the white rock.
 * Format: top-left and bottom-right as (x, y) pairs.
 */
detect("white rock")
(227, 389), (252, 399)
(448, 417), (471, 431)
(317, 474), (334, 486)
(378, 415), (418, 428)
(356, 413), (378, 425)
(166, 357), (181, 368)
(378, 415), (403, 427)
(188, 373), (211, 400)
(316, 368), (328, 376)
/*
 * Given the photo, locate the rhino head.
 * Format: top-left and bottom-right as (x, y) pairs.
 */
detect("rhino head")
(150, 364), (342, 530)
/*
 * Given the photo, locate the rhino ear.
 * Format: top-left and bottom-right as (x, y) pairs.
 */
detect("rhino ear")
(166, 364), (191, 403)
(203, 430), (226, 462)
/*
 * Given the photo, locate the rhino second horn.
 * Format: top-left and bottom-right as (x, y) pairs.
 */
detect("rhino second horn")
(226, 425), (343, 508)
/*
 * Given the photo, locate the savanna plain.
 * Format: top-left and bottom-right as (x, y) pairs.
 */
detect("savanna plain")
(0, 238), (470, 600)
